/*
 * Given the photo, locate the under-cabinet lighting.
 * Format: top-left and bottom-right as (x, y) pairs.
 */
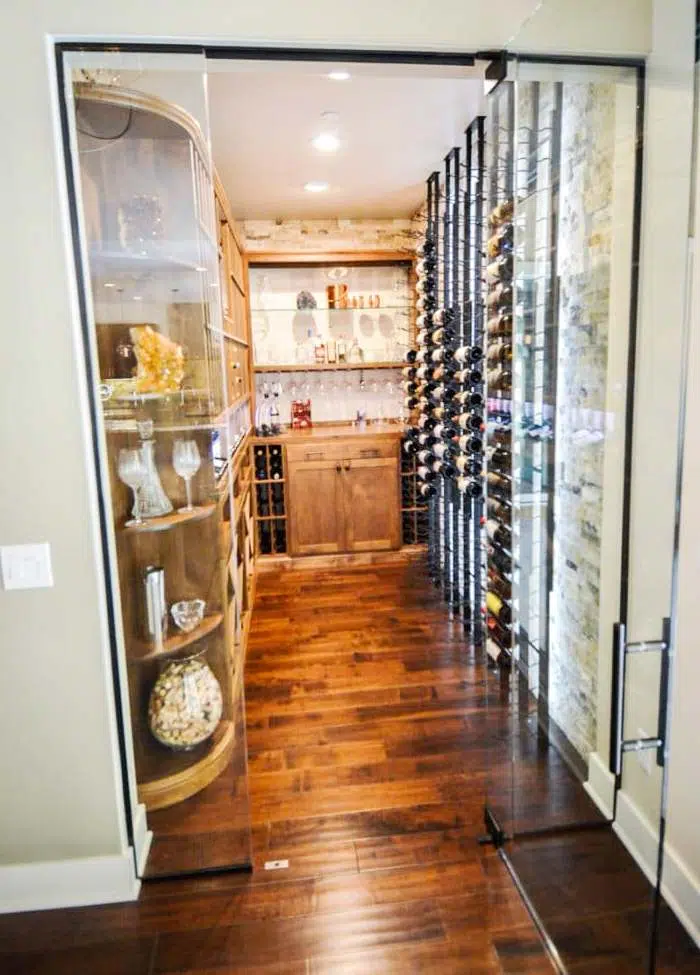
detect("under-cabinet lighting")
(304, 181), (329, 193)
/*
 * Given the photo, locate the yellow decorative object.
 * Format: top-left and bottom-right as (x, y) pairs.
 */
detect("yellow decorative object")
(130, 325), (185, 394)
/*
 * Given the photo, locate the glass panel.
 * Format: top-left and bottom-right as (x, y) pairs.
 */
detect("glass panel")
(63, 50), (251, 878)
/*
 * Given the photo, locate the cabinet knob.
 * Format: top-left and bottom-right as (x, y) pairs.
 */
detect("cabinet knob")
(336, 464), (342, 473)
(344, 463), (351, 472)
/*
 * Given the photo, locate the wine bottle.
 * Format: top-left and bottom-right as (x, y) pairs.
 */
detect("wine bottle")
(486, 314), (513, 337)
(416, 348), (430, 363)
(490, 427), (512, 446)
(432, 306), (455, 326)
(486, 590), (512, 626)
(416, 274), (436, 294)
(432, 459), (457, 477)
(487, 341), (513, 364)
(430, 346), (454, 364)
(433, 442), (454, 460)
(433, 421), (457, 439)
(487, 519), (512, 551)
(487, 613), (511, 648)
(454, 345), (483, 364)
(417, 464), (437, 482)
(486, 284), (513, 309)
(488, 544), (511, 577)
(416, 364), (434, 380)
(453, 367), (484, 387)
(488, 568), (512, 601)
(456, 411), (483, 432)
(402, 365), (417, 379)
(403, 430), (419, 454)
(430, 383), (459, 403)
(486, 254), (513, 281)
(487, 446), (510, 470)
(404, 395), (420, 410)
(457, 475), (482, 498)
(418, 481), (437, 499)
(487, 497), (511, 522)
(487, 471), (511, 496)
(487, 366), (512, 391)
(432, 326), (455, 344)
(416, 256), (436, 275)
(406, 349), (418, 363)
(453, 389), (484, 408)
(417, 448), (435, 465)
(418, 431), (438, 447)
(416, 236), (436, 258)
(416, 312), (432, 330)
(456, 433), (483, 454)
(416, 329), (431, 346)
(432, 362), (457, 382)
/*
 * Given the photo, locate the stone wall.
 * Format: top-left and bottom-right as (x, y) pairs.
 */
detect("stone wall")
(549, 83), (617, 761)
(243, 218), (419, 253)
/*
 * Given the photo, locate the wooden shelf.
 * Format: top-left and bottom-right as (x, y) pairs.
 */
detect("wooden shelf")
(137, 719), (235, 812)
(121, 503), (217, 535)
(254, 362), (405, 373)
(255, 514), (287, 522)
(253, 478), (286, 485)
(132, 613), (225, 663)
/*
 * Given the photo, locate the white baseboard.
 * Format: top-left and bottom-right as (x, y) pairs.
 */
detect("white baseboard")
(132, 803), (153, 877)
(584, 751), (616, 820)
(0, 850), (140, 914)
(614, 790), (700, 948)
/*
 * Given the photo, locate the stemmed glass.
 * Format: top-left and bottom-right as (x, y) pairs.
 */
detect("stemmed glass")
(118, 448), (147, 526)
(172, 440), (201, 513)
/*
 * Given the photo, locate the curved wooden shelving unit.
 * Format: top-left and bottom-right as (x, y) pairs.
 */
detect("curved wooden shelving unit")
(138, 719), (235, 812)
(121, 503), (216, 535)
(132, 612), (224, 663)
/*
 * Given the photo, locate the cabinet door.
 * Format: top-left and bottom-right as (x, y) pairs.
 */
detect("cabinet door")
(342, 457), (401, 552)
(288, 460), (345, 556)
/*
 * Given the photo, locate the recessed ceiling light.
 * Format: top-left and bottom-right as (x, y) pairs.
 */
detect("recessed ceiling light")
(103, 282), (116, 288)
(312, 132), (340, 153)
(328, 71), (350, 81)
(304, 181), (329, 193)
(132, 295), (143, 301)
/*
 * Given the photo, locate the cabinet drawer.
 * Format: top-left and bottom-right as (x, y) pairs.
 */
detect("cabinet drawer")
(286, 442), (347, 465)
(286, 438), (399, 466)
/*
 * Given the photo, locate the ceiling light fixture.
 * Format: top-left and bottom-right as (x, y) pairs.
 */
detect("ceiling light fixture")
(304, 181), (329, 193)
(312, 132), (340, 153)
(328, 71), (350, 81)
(103, 282), (116, 288)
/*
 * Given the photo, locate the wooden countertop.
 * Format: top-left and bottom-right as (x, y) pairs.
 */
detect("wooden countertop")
(252, 422), (404, 444)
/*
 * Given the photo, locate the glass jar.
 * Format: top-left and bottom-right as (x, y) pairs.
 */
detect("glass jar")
(148, 649), (223, 751)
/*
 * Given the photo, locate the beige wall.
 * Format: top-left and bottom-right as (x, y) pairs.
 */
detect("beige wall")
(0, 0), (659, 906)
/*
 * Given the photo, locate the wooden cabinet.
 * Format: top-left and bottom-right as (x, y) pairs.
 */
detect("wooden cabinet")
(287, 437), (401, 557)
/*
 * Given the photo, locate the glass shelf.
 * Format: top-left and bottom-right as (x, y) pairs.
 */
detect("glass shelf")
(133, 612), (224, 663)
(120, 502), (217, 534)
(254, 361), (405, 373)
(250, 305), (412, 313)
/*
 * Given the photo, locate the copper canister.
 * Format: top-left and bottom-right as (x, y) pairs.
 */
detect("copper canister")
(326, 284), (348, 309)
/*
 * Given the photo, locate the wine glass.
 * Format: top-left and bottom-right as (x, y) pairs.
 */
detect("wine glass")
(172, 440), (201, 512)
(117, 448), (147, 526)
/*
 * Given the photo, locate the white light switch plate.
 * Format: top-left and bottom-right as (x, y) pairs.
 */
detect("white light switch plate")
(0, 543), (54, 590)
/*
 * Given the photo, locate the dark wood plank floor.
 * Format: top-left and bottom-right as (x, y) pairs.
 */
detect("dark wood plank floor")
(0, 559), (554, 974)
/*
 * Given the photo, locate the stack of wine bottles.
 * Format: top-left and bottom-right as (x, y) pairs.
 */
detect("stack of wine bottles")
(253, 444), (287, 556)
(484, 200), (515, 664)
(402, 233), (485, 502)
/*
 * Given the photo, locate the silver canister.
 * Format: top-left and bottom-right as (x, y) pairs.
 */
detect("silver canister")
(144, 565), (167, 650)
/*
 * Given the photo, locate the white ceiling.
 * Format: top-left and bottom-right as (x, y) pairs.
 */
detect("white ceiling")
(207, 62), (485, 220)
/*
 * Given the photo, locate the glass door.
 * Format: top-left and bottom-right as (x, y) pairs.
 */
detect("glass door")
(61, 49), (252, 878)
(481, 56), (698, 972)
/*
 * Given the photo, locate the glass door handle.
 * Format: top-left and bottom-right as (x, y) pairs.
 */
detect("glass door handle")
(609, 617), (670, 778)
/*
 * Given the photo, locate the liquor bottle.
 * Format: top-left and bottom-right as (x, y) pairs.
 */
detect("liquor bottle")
(456, 411), (483, 432)
(418, 481), (437, 499)
(487, 497), (511, 522)
(432, 326), (455, 344)
(487, 519), (512, 551)
(486, 590), (512, 626)
(488, 544), (511, 577)
(456, 433), (483, 454)
(454, 344), (483, 364)
(457, 475), (482, 498)
(487, 445), (510, 470)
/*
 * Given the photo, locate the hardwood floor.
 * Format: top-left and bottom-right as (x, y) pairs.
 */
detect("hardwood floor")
(0, 559), (554, 974)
